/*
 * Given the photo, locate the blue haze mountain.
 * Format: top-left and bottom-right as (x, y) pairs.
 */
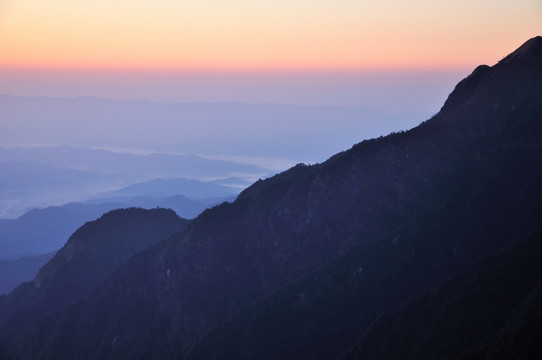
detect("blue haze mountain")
(93, 177), (242, 199)
(0, 175), (239, 261)
(0, 195), (215, 260)
(0, 175), (237, 291)
(0, 98), (426, 163)
(0, 146), (269, 178)
(0, 149), (263, 218)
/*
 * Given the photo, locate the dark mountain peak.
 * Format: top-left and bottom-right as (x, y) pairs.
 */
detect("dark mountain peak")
(441, 36), (542, 115)
(0, 207), (188, 332)
(34, 207), (186, 290)
(439, 64), (491, 114)
(499, 35), (542, 63)
(439, 36), (542, 118)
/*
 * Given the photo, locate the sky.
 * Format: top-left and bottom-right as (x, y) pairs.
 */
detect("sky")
(0, 0), (541, 112)
(0, 0), (541, 218)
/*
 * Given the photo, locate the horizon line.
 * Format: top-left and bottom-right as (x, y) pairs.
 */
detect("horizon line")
(0, 64), (475, 73)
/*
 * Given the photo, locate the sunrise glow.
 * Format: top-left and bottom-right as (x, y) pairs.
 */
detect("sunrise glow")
(1, 0), (540, 70)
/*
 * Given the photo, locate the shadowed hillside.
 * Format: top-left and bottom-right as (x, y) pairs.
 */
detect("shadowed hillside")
(341, 230), (542, 360)
(0, 208), (188, 350)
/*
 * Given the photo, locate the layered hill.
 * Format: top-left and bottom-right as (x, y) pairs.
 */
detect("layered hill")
(0, 208), (188, 350)
(0, 175), (238, 261)
(1, 36), (541, 359)
(0, 202), (133, 259)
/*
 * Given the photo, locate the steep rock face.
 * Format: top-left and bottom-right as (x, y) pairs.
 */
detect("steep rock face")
(0, 208), (188, 350)
(2, 37), (542, 359)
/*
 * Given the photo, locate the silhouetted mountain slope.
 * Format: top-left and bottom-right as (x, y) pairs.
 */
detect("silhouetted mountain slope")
(0, 202), (129, 259)
(342, 229), (542, 360)
(0, 194), (218, 261)
(184, 134), (542, 359)
(181, 38), (542, 359)
(0, 208), (188, 351)
(0, 252), (55, 294)
(1, 37), (541, 359)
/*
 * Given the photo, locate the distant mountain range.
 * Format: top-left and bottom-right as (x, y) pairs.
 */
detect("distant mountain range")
(0, 97), (426, 163)
(0, 146), (270, 179)
(0, 193), (225, 260)
(0, 176), (238, 292)
(0, 175), (239, 257)
(0, 36), (541, 359)
(91, 177), (247, 200)
(0, 147), (268, 218)
(0, 160), (124, 218)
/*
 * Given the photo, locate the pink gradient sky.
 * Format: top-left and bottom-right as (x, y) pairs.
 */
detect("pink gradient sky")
(0, 0), (540, 112)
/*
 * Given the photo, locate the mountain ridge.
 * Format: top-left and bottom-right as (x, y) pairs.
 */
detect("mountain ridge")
(1, 36), (541, 359)
(0, 193), (216, 260)
(0, 208), (189, 345)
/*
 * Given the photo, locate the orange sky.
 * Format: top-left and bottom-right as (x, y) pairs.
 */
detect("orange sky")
(1, 0), (541, 70)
